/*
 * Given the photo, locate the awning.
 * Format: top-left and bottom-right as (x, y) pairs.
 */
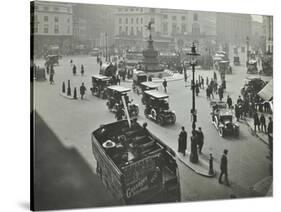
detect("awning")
(258, 80), (273, 101)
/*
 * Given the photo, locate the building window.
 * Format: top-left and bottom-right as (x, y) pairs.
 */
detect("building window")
(150, 8), (155, 13)
(119, 26), (122, 34)
(125, 26), (128, 34)
(34, 25), (38, 33)
(136, 18), (139, 24)
(130, 27), (134, 35)
(125, 18), (128, 24)
(181, 16), (186, 21)
(172, 16), (177, 21)
(140, 8), (143, 12)
(192, 22), (200, 35)
(54, 7), (59, 11)
(141, 18), (143, 24)
(172, 23), (177, 34)
(131, 18), (133, 24)
(44, 24), (48, 33)
(193, 13), (198, 21)
(130, 8), (134, 11)
(163, 22), (168, 35)
(44, 16), (48, 22)
(118, 8), (122, 12)
(54, 25), (59, 34)
(43, 6), (49, 11)
(67, 8), (71, 13)
(163, 14), (168, 19)
(67, 26), (70, 34)
(125, 8), (128, 12)
(35, 5), (38, 10)
(67, 18), (70, 23)
(136, 8), (139, 11)
(181, 24), (186, 33)
(150, 17), (155, 23)
(119, 18), (122, 24)
(54, 16), (59, 22)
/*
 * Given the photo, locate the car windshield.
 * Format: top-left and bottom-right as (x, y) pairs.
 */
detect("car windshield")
(221, 115), (232, 122)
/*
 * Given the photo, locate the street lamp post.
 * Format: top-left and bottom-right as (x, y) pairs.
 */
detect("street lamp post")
(187, 42), (200, 131)
(187, 42), (200, 163)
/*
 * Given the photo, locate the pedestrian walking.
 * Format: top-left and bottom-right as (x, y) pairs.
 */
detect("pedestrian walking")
(72, 64), (77, 75)
(214, 81), (218, 94)
(195, 83), (200, 96)
(267, 117), (273, 135)
(260, 114), (266, 133)
(237, 95), (243, 105)
(201, 77), (204, 89)
(213, 71), (217, 81)
(253, 111), (260, 132)
(219, 149), (230, 186)
(178, 126), (187, 156)
(227, 95), (232, 109)
(197, 127), (204, 154)
(80, 82), (86, 100)
(206, 86), (210, 100)
(206, 77), (209, 86)
(190, 130), (199, 163)
(81, 64), (84, 76)
(162, 79), (167, 93)
(49, 65), (54, 84)
(218, 86), (224, 101)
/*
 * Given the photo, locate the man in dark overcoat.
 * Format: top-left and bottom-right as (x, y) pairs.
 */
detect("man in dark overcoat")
(178, 126), (187, 156)
(80, 82), (86, 99)
(219, 149), (230, 186)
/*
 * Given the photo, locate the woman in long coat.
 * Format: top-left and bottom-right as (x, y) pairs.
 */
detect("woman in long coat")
(178, 127), (187, 156)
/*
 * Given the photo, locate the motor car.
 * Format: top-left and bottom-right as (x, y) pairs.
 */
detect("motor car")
(143, 90), (176, 125)
(90, 75), (111, 99)
(106, 85), (139, 118)
(210, 101), (239, 137)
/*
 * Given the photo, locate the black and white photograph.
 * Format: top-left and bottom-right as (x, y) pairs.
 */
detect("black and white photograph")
(30, 0), (274, 211)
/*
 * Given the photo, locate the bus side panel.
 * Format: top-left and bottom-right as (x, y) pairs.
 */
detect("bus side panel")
(91, 137), (124, 201)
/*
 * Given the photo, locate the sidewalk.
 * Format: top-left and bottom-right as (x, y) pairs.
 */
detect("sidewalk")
(177, 151), (217, 178)
(244, 112), (272, 145)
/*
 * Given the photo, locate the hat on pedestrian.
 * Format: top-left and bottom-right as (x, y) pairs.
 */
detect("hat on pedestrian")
(224, 149), (228, 154)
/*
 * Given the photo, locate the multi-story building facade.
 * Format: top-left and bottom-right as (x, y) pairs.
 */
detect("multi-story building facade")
(114, 7), (216, 52)
(31, 1), (73, 56)
(251, 20), (264, 52)
(216, 13), (252, 48)
(262, 16), (273, 54)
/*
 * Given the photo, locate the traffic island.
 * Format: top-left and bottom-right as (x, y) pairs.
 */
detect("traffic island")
(177, 152), (217, 177)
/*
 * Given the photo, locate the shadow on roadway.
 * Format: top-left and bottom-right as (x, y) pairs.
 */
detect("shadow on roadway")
(32, 112), (121, 211)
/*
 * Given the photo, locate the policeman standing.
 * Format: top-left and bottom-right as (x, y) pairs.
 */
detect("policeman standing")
(219, 149), (230, 186)
(80, 82), (86, 100)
